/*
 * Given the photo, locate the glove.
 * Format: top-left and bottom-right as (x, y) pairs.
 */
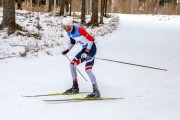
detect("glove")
(81, 51), (88, 59)
(62, 49), (69, 55)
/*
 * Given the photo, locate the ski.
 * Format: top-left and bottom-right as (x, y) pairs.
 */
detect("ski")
(43, 97), (124, 102)
(22, 92), (90, 97)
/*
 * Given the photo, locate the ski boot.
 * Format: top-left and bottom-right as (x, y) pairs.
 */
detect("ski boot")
(64, 84), (79, 94)
(86, 84), (101, 98)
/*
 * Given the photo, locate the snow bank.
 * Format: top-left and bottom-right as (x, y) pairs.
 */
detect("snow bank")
(0, 9), (119, 60)
(90, 15), (119, 37)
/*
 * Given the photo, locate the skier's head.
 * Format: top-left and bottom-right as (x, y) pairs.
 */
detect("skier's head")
(63, 25), (72, 32)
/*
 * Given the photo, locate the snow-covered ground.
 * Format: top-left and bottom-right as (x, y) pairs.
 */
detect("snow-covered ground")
(0, 8), (119, 60)
(0, 13), (180, 120)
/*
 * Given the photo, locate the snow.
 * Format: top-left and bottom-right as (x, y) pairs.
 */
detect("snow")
(0, 9), (119, 60)
(0, 13), (180, 120)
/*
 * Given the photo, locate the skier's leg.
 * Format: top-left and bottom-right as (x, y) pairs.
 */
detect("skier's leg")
(70, 58), (79, 83)
(85, 43), (97, 84)
(70, 58), (85, 83)
(70, 51), (86, 83)
(85, 57), (100, 98)
(85, 59), (97, 84)
(85, 44), (100, 98)
(65, 50), (85, 93)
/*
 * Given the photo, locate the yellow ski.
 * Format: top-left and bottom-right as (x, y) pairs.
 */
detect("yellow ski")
(43, 97), (124, 102)
(22, 92), (90, 97)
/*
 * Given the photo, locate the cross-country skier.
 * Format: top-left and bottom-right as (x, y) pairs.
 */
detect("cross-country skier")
(62, 25), (101, 98)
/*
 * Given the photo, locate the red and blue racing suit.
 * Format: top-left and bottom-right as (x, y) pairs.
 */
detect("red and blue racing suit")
(67, 25), (97, 84)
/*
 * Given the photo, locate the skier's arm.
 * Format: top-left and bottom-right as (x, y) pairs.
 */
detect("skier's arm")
(78, 27), (94, 52)
(68, 37), (76, 51)
(62, 38), (75, 55)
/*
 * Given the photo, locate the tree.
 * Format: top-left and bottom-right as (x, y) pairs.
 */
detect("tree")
(59, 0), (65, 16)
(0, 0), (2, 7)
(100, 0), (104, 24)
(0, 0), (20, 35)
(86, 0), (91, 14)
(15, 0), (24, 10)
(69, 0), (72, 15)
(65, 0), (69, 14)
(81, 0), (86, 24)
(138, 0), (144, 14)
(104, 0), (107, 16)
(131, 0), (135, 14)
(53, 0), (57, 12)
(46, 0), (52, 12)
(89, 0), (99, 27)
(156, 0), (160, 14)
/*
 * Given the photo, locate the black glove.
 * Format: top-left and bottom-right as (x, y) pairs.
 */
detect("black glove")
(62, 49), (69, 55)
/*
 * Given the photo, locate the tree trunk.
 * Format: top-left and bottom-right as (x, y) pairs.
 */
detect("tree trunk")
(89, 0), (99, 27)
(16, 0), (23, 10)
(131, 0), (135, 14)
(69, 0), (71, 15)
(144, 0), (148, 14)
(47, 0), (52, 12)
(104, 0), (107, 16)
(0, 0), (2, 7)
(111, 0), (114, 13)
(81, 0), (86, 24)
(122, 0), (126, 13)
(30, 0), (32, 8)
(59, 0), (65, 16)
(0, 0), (18, 34)
(90, 0), (92, 14)
(156, 0), (160, 14)
(86, 0), (90, 14)
(100, 0), (104, 24)
(54, 0), (57, 12)
(178, 3), (180, 15)
(37, 0), (39, 10)
(65, 0), (69, 14)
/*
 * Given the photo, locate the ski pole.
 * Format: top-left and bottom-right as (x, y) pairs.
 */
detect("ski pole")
(96, 58), (167, 71)
(65, 55), (88, 81)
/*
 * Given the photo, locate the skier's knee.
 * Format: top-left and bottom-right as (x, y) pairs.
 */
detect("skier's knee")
(85, 66), (92, 72)
(70, 61), (78, 67)
(70, 61), (75, 65)
(70, 59), (81, 66)
(70, 61), (75, 68)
